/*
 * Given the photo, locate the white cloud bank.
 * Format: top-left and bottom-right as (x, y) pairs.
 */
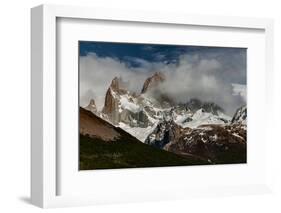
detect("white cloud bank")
(80, 53), (246, 116)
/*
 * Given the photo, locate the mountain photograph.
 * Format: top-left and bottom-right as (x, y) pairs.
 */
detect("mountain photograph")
(79, 41), (247, 170)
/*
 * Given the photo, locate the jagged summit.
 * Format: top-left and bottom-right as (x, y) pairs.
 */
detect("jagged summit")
(231, 105), (247, 125)
(109, 76), (128, 93)
(102, 77), (129, 122)
(102, 86), (119, 122)
(141, 72), (166, 93)
(110, 77), (120, 91)
(85, 99), (97, 114)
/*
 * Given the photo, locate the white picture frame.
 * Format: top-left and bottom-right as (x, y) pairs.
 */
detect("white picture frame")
(31, 4), (274, 208)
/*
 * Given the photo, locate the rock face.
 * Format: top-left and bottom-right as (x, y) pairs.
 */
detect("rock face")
(231, 105), (247, 125)
(102, 87), (119, 124)
(102, 77), (128, 124)
(145, 119), (186, 149)
(85, 99), (97, 114)
(141, 72), (166, 93)
(109, 77), (128, 94)
(101, 76), (152, 127)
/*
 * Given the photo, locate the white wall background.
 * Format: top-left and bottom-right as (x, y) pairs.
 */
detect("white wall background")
(0, 0), (280, 212)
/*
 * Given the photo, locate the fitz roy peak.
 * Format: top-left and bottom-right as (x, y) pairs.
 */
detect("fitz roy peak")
(141, 72), (166, 93)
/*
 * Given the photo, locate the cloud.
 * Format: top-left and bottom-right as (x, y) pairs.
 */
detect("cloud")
(157, 55), (245, 115)
(80, 51), (246, 116)
(79, 53), (154, 110)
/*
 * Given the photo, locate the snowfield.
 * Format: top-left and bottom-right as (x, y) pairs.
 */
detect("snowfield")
(175, 109), (231, 128)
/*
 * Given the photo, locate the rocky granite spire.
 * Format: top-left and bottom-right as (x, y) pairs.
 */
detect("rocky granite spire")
(141, 72), (166, 93)
(85, 99), (97, 114)
(102, 87), (119, 124)
(109, 77), (128, 94)
(102, 77), (128, 124)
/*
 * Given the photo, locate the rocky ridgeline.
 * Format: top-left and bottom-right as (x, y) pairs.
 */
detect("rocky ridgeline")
(141, 72), (166, 93)
(85, 99), (97, 114)
(231, 105), (247, 125)
(100, 73), (170, 127)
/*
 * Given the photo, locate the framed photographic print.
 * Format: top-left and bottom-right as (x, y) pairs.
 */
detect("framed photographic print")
(31, 4), (274, 208)
(78, 41), (247, 170)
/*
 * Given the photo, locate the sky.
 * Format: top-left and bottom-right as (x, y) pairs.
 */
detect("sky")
(79, 41), (246, 115)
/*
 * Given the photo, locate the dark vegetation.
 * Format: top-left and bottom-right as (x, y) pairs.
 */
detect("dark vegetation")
(79, 131), (209, 170)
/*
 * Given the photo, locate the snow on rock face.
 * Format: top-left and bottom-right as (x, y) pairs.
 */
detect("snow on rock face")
(145, 119), (184, 149)
(119, 121), (159, 142)
(231, 105), (247, 125)
(101, 77), (153, 127)
(178, 108), (231, 128)
(164, 124), (247, 163)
